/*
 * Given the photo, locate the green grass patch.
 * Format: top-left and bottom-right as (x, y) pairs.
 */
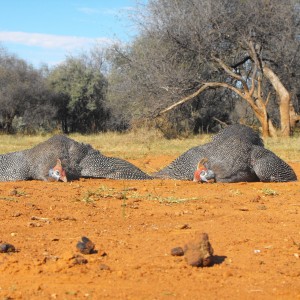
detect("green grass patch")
(76, 185), (200, 204)
(260, 188), (278, 196)
(0, 196), (19, 202)
(229, 189), (242, 196)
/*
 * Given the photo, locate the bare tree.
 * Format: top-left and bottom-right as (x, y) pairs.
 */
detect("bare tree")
(107, 0), (300, 136)
(160, 40), (299, 137)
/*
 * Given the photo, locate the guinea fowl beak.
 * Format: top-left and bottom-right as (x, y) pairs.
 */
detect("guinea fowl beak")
(60, 171), (67, 182)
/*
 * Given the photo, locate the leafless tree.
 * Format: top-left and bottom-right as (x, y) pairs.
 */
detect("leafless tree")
(107, 0), (300, 136)
(160, 40), (300, 137)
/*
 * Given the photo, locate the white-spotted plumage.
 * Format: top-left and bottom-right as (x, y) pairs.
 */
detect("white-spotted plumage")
(153, 125), (297, 183)
(0, 135), (152, 182)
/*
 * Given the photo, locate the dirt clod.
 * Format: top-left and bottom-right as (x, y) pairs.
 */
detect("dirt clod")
(71, 254), (88, 265)
(76, 236), (96, 254)
(0, 243), (16, 253)
(183, 232), (214, 267)
(171, 247), (184, 256)
(180, 224), (191, 229)
(28, 222), (42, 227)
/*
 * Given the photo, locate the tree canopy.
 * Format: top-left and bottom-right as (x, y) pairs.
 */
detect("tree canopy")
(0, 47), (56, 133)
(47, 55), (108, 133)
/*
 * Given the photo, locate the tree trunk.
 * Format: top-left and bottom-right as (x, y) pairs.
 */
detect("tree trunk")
(246, 99), (269, 138)
(263, 66), (291, 136)
(289, 103), (300, 129)
(158, 55), (291, 139)
(268, 119), (277, 137)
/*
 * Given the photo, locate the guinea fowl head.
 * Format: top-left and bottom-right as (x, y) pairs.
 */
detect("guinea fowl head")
(193, 158), (215, 183)
(48, 159), (67, 182)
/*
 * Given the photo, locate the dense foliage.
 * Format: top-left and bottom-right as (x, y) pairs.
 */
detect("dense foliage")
(0, 48), (56, 133)
(47, 56), (108, 133)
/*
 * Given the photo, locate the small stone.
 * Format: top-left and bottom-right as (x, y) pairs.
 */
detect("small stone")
(171, 247), (184, 256)
(180, 224), (191, 230)
(72, 254), (88, 265)
(99, 264), (110, 270)
(43, 255), (59, 262)
(9, 188), (18, 196)
(28, 222), (42, 227)
(100, 251), (107, 257)
(251, 195), (261, 202)
(12, 212), (22, 217)
(76, 236), (96, 254)
(238, 208), (249, 211)
(0, 243), (16, 253)
(124, 187), (137, 191)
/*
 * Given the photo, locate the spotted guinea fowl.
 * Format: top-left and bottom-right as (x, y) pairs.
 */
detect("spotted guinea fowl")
(0, 135), (152, 182)
(211, 124), (264, 146)
(153, 125), (297, 182)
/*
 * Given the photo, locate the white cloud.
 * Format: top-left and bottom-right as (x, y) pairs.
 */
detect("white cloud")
(0, 31), (113, 50)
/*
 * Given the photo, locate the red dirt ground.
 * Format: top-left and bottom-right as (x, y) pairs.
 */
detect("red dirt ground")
(0, 156), (299, 300)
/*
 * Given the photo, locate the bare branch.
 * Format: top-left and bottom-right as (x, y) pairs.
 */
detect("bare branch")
(158, 82), (245, 115)
(212, 56), (249, 92)
(257, 76), (265, 107)
(208, 82), (245, 98)
(249, 64), (257, 97)
(265, 92), (271, 107)
(230, 56), (251, 69)
(158, 84), (210, 115)
(213, 56), (243, 82)
(247, 40), (263, 71)
(212, 117), (228, 126)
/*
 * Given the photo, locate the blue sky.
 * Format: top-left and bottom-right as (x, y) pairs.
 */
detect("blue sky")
(0, 0), (146, 67)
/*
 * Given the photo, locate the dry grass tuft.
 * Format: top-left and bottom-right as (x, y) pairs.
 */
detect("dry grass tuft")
(264, 136), (300, 162)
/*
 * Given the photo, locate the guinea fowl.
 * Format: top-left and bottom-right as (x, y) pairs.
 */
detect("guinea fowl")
(153, 125), (297, 183)
(0, 135), (152, 182)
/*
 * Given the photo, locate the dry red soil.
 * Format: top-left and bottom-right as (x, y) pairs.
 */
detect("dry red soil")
(0, 156), (299, 300)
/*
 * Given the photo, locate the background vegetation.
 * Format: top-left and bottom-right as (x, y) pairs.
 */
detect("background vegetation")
(0, 0), (299, 137)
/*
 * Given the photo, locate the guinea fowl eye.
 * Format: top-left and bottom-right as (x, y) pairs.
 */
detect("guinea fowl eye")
(200, 170), (207, 176)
